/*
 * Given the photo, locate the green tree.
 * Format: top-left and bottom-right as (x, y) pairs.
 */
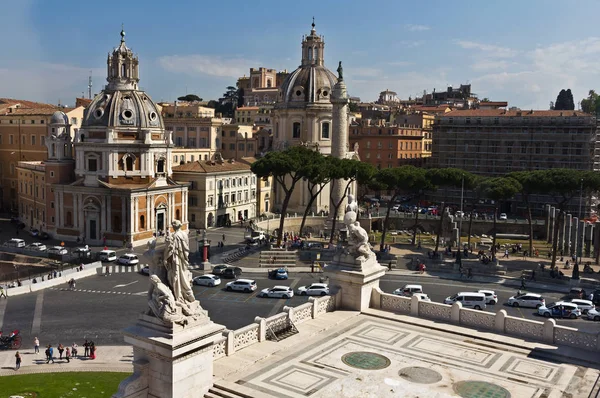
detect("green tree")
(298, 152), (331, 236)
(374, 166), (432, 249)
(478, 177), (522, 258)
(509, 170), (546, 256)
(554, 89), (575, 110)
(348, 102), (359, 112)
(328, 159), (376, 244)
(251, 146), (315, 245)
(536, 169), (600, 268)
(177, 94), (202, 102)
(426, 168), (477, 254)
(216, 86), (240, 117)
(580, 90), (599, 115)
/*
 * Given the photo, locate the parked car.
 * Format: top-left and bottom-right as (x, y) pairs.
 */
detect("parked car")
(73, 247), (91, 258)
(268, 268), (288, 280)
(25, 242), (47, 252)
(98, 250), (117, 262)
(444, 292), (487, 310)
(221, 267), (242, 279)
(225, 279), (257, 292)
(392, 284), (423, 297)
(140, 266), (150, 275)
(499, 213), (508, 220)
(507, 293), (545, 308)
(568, 287), (584, 299)
(569, 299), (595, 314)
(117, 254), (139, 266)
(212, 264), (229, 275)
(47, 246), (68, 255)
(4, 238), (26, 248)
(478, 290), (498, 305)
(537, 302), (581, 319)
(591, 289), (600, 305)
(586, 308), (600, 321)
(192, 274), (221, 287)
(296, 283), (329, 296)
(259, 286), (294, 299)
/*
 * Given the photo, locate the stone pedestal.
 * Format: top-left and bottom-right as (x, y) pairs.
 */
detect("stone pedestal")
(113, 314), (225, 398)
(324, 252), (386, 311)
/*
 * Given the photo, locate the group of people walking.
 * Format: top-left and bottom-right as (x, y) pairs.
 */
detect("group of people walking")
(14, 337), (97, 370)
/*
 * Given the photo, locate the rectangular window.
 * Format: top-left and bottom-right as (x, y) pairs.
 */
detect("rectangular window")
(230, 131), (235, 137)
(88, 158), (97, 172)
(31, 135), (36, 145)
(187, 138), (196, 147)
(229, 143), (235, 150)
(191, 214), (196, 222)
(238, 143), (244, 150)
(176, 127), (185, 131)
(21, 135), (26, 145)
(247, 143), (254, 151)
(207, 196), (214, 206)
(321, 122), (330, 139)
(200, 137), (207, 148)
(40, 136), (45, 146)
(293, 122), (301, 138)
(71, 117), (77, 125)
(176, 137), (183, 146)
(187, 127), (197, 132)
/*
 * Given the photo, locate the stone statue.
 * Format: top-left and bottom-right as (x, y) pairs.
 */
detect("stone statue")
(344, 210), (372, 262)
(337, 61), (344, 81)
(346, 194), (358, 214)
(146, 220), (204, 325)
(353, 142), (359, 152)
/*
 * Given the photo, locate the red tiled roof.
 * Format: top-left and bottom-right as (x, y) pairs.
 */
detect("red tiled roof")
(76, 98), (92, 108)
(0, 98), (57, 111)
(441, 109), (591, 117)
(478, 101), (508, 106)
(173, 160), (252, 173)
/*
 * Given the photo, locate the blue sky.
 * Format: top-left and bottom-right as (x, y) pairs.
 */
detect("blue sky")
(2, 0), (600, 109)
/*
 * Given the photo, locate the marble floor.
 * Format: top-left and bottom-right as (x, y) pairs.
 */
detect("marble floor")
(220, 315), (599, 398)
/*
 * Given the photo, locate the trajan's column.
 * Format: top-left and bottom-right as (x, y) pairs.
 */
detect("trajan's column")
(330, 61), (350, 219)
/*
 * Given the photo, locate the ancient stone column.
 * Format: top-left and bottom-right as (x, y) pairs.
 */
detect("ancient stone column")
(565, 214), (572, 255)
(330, 68), (349, 220)
(545, 204), (551, 239)
(548, 207), (556, 243)
(571, 217), (579, 256)
(585, 223), (593, 257)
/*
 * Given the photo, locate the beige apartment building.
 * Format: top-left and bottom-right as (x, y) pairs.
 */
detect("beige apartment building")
(431, 109), (599, 214)
(237, 67), (289, 106)
(220, 124), (256, 159)
(0, 99), (84, 212)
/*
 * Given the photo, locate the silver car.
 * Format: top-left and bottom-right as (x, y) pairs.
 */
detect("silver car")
(259, 286), (294, 299)
(192, 274), (221, 287)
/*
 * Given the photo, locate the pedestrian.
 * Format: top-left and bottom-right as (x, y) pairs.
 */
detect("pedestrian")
(65, 347), (71, 363)
(388, 261), (392, 271)
(15, 351), (21, 370)
(459, 264), (464, 278)
(503, 249), (509, 258)
(520, 276), (527, 290)
(58, 343), (64, 359)
(0, 285), (7, 299)
(34, 337), (40, 354)
(72, 343), (78, 357)
(84, 339), (89, 357)
(46, 344), (55, 364)
(589, 292), (594, 302)
(467, 268), (473, 279)
(530, 269), (536, 281)
(90, 342), (96, 360)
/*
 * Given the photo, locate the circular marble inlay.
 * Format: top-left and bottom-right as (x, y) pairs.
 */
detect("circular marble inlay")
(398, 367), (443, 384)
(341, 351), (391, 370)
(453, 381), (511, 398)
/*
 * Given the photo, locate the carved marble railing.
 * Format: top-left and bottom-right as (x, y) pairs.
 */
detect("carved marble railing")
(214, 292), (339, 359)
(371, 287), (600, 352)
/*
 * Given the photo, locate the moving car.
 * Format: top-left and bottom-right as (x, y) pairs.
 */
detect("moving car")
(296, 283), (329, 296)
(507, 293), (545, 308)
(212, 264), (229, 275)
(98, 250), (117, 262)
(47, 246), (68, 255)
(412, 293), (431, 302)
(73, 247), (91, 257)
(570, 299), (595, 314)
(259, 286), (294, 299)
(586, 308), (600, 321)
(268, 268), (289, 280)
(25, 243), (47, 252)
(29, 228), (40, 237)
(141, 266), (150, 275)
(478, 290), (498, 305)
(4, 238), (26, 248)
(392, 284), (423, 297)
(117, 254), (139, 265)
(499, 213), (508, 220)
(537, 302), (581, 319)
(444, 292), (487, 310)
(192, 274), (221, 287)
(226, 279), (257, 292)
(221, 267), (242, 279)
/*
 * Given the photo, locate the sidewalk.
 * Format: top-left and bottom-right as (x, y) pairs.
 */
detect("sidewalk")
(0, 345), (133, 376)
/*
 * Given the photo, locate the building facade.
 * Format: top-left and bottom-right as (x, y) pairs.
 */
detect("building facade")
(21, 30), (189, 246)
(220, 124), (256, 159)
(172, 156), (258, 228)
(237, 67), (289, 106)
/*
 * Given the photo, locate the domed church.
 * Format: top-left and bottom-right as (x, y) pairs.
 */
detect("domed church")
(46, 29), (188, 246)
(271, 21), (357, 214)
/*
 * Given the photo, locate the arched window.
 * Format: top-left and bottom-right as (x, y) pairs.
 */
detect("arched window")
(308, 47), (313, 60)
(121, 63), (126, 77)
(126, 156), (134, 171)
(157, 159), (165, 173)
(267, 79), (272, 88)
(175, 209), (180, 220)
(140, 215), (145, 229)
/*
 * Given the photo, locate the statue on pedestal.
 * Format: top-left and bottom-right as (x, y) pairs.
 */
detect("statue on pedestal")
(343, 195), (375, 263)
(147, 220), (204, 325)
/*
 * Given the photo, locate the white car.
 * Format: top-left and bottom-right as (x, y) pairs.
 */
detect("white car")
(226, 279), (257, 293)
(296, 283), (329, 296)
(586, 308), (600, 321)
(478, 290), (498, 305)
(570, 299), (595, 314)
(47, 246), (68, 255)
(73, 246), (91, 257)
(499, 213), (508, 220)
(117, 254), (139, 266)
(412, 293), (431, 302)
(392, 205), (400, 211)
(26, 243), (47, 252)
(537, 301), (581, 319)
(192, 274), (221, 287)
(507, 293), (545, 308)
(392, 284), (423, 297)
(259, 286), (294, 299)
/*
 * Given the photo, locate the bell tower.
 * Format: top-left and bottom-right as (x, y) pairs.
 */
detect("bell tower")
(106, 27), (140, 90)
(301, 18), (325, 67)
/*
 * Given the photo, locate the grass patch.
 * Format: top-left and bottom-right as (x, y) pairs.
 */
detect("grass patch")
(0, 371), (129, 398)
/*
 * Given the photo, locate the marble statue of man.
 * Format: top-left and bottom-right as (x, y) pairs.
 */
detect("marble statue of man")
(344, 210), (372, 261)
(163, 220), (196, 308)
(346, 194), (359, 214)
(147, 275), (186, 325)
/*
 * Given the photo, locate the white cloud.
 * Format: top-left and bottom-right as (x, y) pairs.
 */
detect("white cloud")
(455, 40), (519, 58)
(158, 54), (257, 78)
(404, 24), (430, 32)
(351, 67), (381, 78)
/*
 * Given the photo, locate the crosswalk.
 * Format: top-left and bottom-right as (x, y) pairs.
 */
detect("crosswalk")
(49, 287), (145, 296)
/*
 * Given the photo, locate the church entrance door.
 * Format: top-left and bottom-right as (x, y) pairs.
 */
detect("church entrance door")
(157, 212), (165, 233)
(89, 219), (97, 240)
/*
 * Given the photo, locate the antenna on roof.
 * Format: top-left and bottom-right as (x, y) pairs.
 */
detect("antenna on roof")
(88, 70), (93, 99)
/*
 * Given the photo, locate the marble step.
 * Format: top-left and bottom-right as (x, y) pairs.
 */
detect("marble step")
(205, 382), (256, 398)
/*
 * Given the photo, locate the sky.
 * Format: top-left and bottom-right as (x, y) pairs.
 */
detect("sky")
(2, 0), (600, 109)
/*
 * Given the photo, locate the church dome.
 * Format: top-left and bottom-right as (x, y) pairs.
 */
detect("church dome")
(277, 21), (337, 106)
(50, 111), (69, 125)
(81, 30), (163, 130)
